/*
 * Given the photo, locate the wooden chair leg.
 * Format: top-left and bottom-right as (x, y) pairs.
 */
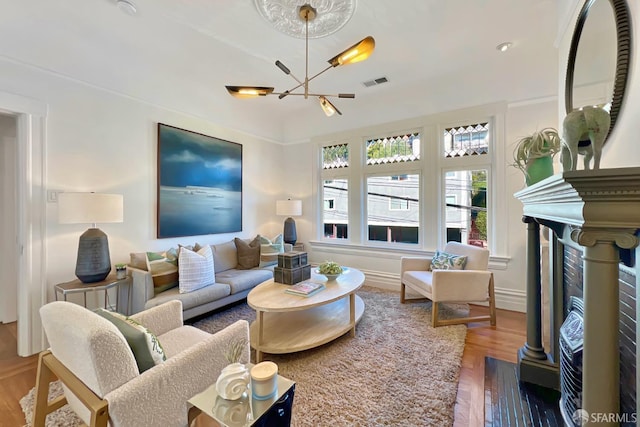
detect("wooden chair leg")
(488, 274), (497, 326)
(400, 283), (406, 303)
(431, 302), (438, 327)
(33, 350), (67, 427)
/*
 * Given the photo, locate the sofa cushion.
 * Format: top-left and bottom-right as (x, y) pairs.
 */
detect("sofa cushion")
(430, 250), (467, 271)
(215, 268), (273, 294)
(234, 236), (260, 269)
(93, 308), (166, 373)
(179, 246), (215, 293)
(212, 240), (238, 272)
(258, 234), (284, 268)
(145, 283), (231, 311)
(129, 252), (148, 270)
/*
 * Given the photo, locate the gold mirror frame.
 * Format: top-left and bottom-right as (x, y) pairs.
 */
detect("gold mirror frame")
(565, 0), (632, 144)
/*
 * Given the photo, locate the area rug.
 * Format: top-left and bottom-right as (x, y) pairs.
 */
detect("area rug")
(21, 286), (468, 426)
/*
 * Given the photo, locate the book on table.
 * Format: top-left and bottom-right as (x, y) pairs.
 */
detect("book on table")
(284, 280), (325, 297)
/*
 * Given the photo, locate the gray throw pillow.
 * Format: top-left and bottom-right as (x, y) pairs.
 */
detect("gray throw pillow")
(234, 236), (260, 269)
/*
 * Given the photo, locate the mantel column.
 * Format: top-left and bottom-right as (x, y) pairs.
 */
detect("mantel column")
(572, 228), (639, 426)
(518, 216), (556, 388)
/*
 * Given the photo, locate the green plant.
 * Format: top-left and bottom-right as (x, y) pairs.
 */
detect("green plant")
(115, 263), (127, 269)
(511, 127), (561, 175)
(318, 261), (342, 275)
(225, 338), (247, 364)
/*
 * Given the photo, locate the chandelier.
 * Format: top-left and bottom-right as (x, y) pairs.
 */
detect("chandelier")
(225, 3), (375, 117)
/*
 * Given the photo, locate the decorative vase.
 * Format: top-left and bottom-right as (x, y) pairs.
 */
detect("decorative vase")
(215, 363), (250, 400)
(525, 156), (554, 186)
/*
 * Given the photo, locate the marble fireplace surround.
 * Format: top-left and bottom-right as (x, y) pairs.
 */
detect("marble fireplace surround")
(514, 167), (640, 426)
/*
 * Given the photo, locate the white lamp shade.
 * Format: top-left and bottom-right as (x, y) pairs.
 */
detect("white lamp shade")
(58, 193), (124, 225)
(276, 199), (302, 217)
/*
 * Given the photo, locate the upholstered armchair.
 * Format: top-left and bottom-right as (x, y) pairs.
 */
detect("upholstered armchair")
(33, 300), (249, 427)
(400, 241), (496, 327)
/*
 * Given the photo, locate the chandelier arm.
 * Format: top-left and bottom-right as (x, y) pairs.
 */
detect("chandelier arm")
(307, 93), (356, 98)
(275, 60), (304, 86)
(305, 65), (334, 85)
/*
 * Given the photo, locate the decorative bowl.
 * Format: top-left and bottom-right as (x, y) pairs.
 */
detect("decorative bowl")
(314, 267), (347, 281)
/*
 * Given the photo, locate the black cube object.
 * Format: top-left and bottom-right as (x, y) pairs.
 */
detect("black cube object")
(274, 264), (311, 285)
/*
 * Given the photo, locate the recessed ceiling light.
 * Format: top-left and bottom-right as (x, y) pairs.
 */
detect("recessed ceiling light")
(496, 42), (513, 52)
(117, 0), (137, 16)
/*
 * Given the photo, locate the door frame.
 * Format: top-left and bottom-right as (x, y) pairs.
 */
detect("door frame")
(0, 91), (47, 356)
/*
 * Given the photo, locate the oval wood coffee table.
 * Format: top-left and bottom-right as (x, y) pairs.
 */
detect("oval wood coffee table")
(247, 267), (365, 362)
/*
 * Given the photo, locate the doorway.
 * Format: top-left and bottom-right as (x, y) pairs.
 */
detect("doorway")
(0, 113), (18, 326)
(0, 91), (47, 356)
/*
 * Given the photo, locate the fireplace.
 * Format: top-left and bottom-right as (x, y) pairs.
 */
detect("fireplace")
(559, 296), (584, 426)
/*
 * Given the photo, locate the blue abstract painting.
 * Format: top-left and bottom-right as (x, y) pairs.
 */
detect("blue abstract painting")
(157, 124), (242, 238)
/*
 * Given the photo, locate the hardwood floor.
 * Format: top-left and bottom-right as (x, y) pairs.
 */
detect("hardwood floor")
(0, 305), (525, 427)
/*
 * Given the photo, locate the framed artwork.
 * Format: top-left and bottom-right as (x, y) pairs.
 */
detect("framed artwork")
(157, 123), (243, 238)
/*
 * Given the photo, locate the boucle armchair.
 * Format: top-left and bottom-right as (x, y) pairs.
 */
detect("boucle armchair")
(400, 241), (496, 327)
(33, 300), (250, 427)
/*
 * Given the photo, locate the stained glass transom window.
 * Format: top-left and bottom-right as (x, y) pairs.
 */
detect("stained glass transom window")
(366, 132), (420, 165)
(322, 144), (349, 169)
(443, 123), (489, 158)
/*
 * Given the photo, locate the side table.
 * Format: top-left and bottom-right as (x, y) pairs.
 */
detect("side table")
(54, 273), (132, 314)
(188, 364), (295, 426)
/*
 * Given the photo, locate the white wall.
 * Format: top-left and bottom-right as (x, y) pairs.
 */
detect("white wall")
(0, 58), (285, 301)
(282, 99), (558, 312)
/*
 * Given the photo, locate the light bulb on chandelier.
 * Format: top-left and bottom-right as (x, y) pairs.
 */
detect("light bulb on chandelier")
(225, 3), (375, 117)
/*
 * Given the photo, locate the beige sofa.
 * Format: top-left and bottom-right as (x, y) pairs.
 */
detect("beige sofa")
(124, 239), (291, 320)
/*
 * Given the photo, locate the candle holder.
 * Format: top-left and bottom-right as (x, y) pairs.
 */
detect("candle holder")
(250, 361), (278, 400)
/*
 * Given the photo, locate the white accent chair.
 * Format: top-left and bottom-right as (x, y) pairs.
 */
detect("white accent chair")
(400, 242), (496, 327)
(33, 300), (249, 427)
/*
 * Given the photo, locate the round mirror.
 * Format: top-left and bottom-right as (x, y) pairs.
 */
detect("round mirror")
(565, 0), (631, 144)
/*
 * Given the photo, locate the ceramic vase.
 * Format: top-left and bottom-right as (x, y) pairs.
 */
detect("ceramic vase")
(525, 156), (554, 186)
(216, 363), (250, 400)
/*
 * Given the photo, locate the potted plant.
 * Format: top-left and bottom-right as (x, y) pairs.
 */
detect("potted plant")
(317, 261), (343, 281)
(512, 127), (561, 186)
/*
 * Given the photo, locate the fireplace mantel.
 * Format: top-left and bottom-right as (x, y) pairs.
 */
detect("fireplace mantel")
(514, 167), (640, 427)
(515, 167), (640, 229)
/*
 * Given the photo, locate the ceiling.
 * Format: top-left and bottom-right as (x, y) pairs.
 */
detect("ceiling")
(0, 0), (559, 143)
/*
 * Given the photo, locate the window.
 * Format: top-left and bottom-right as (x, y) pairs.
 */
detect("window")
(324, 199), (335, 210)
(443, 123), (489, 158)
(322, 144), (349, 169)
(444, 169), (488, 248)
(323, 179), (348, 239)
(366, 133), (420, 165)
(366, 174), (419, 244)
(315, 108), (499, 252)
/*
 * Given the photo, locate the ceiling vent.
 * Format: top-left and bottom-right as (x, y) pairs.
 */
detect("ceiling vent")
(363, 77), (389, 87)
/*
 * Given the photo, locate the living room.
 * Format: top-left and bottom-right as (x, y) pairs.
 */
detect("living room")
(1, 0), (639, 426)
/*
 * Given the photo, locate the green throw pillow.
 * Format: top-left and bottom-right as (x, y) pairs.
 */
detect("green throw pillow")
(430, 250), (467, 271)
(94, 309), (166, 373)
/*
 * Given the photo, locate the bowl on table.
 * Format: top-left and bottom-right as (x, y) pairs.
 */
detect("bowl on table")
(314, 267), (348, 281)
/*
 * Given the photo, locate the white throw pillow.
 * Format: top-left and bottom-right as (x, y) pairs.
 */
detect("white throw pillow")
(259, 234), (284, 267)
(178, 245), (215, 293)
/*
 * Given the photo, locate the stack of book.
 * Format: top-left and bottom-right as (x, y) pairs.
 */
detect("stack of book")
(284, 280), (325, 297)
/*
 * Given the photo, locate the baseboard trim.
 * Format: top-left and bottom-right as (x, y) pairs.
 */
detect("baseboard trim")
(361, 269), (526, 312)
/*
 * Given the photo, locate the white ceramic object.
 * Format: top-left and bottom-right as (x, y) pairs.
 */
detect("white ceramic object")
(215, 363), (250, 400)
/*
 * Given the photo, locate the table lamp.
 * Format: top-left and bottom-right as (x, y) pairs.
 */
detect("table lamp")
(58, 192), (124, 283)
(276, 199), (302, 245)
